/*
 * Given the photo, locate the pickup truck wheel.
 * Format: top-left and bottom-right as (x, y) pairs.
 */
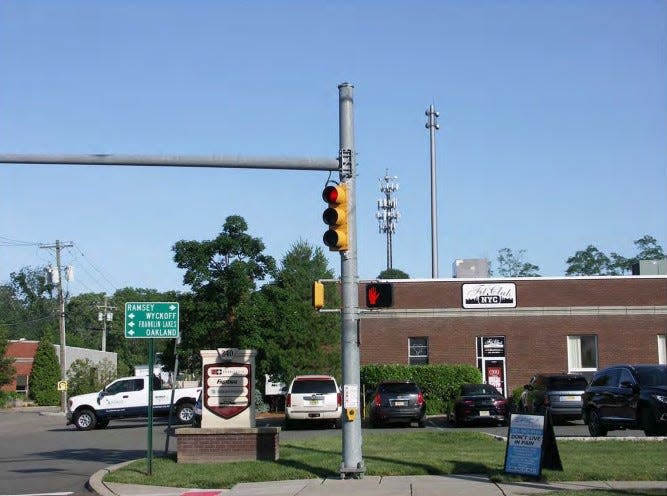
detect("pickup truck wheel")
(176, 402), (195, 424)
(587, 409), (607, 437)
(74, 408), (97, 431)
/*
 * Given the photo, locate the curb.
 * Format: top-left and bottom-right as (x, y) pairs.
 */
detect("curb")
(89, 460), (135, 496)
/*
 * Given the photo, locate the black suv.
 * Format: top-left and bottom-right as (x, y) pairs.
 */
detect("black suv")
(522, 373), (588, 424)
(582, 364), (667, 437)
(368, 381), (426, 428)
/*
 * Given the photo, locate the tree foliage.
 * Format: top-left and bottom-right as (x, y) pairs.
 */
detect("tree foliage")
(377, 268), (410, 279)
(66, 358), (117, 397)
(29, 331), (61, 406)
(236, 240), (340, 383)
(565, 235), (665, 276)
(171, 215), (276, 371)
(493, 248), (540, 277)
(0, 327), (16, 387)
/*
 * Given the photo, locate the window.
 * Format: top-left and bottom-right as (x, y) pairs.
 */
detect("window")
(658, 335), (666, 365)
(15, 375), (27, 394)
(567, 335), (598, 372)
(408, 337), (428, 365)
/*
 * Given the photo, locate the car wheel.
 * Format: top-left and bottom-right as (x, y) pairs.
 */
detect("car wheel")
(284, 418), (294, 430)
(587, 409), (607, 437)
(640, 408), (661, 436)
(176, 402), (195, 424)
(94, 418), (109, 429)
(334, 418), (342, 429)
(73, 408), (97, 431)
(418, 418), (426, 428)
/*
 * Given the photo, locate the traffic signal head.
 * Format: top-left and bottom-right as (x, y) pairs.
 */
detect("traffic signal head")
(312, 281), (324, 310)
(322, 184), (349, 252)
(366, 282), (393, 308)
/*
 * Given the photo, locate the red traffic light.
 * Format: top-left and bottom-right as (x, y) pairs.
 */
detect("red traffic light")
(322, 185), (346, 204)
(366, 283), (393, 308)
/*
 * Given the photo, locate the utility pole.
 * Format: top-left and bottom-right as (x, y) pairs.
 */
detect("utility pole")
(40, 239), (73, 413)
(425, 104), (440, 278)
(96, 296), (116, 352)
(376, 171), (400, 270)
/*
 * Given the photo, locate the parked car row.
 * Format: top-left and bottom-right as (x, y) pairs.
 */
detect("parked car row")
(191, 364), (667, 437)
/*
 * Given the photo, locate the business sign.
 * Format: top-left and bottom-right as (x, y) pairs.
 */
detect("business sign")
(504, 414), (545, 476)
(504, 412), (563, 477)
(204, 362), (251, 419)
(462, 283), (516, 309)
(124, 302), (179, 338)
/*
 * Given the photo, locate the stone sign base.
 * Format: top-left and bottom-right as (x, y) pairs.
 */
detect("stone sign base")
(176, 427), (280, 463)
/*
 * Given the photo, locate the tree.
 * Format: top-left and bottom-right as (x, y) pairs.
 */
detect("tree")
(29, 331), (61, 406)
(565, 245), (613, 276)
(377, 268), (410, 279)
(236, 240), (340, 383)
(66, 358), (117, 397)
(566, 235), (665, 276)
(172, 215), (276, 363)
(492, 248), (540, 277)
(0, 327), (16, 388)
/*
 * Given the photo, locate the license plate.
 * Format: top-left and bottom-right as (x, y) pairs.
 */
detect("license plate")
(560, 395), (578, 401)
(309, 400), (321, 406)
(393, 401), (406, 407)
(479, 410), (490, 416)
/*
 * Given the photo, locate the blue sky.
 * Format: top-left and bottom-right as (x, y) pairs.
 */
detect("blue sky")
(1, 1), (665, 296)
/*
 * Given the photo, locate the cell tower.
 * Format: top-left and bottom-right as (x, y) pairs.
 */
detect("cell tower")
(376, 170), (400, 270)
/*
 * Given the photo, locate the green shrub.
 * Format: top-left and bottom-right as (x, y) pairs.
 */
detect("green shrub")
(361, 364), (482, 415)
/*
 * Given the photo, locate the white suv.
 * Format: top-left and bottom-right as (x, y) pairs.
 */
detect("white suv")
(284, 375), (342, 429)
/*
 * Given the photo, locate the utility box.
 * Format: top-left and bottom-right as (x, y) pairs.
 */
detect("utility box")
(632, 259), (666, 275)
(453, 259), (490, 278)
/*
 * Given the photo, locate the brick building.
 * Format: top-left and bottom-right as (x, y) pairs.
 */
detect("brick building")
(358, 275), (667, 397)
(2, 340), (117, 396)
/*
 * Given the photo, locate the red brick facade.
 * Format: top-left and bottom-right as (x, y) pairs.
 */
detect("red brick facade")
(176, 427), (280, 463)
(357, 276), (667, 393)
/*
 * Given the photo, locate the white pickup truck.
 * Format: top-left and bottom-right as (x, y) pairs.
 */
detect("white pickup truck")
(66, 375), (201, 430)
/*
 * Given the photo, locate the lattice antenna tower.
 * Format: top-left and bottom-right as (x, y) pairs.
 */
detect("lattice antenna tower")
(376, 170), (400, 270)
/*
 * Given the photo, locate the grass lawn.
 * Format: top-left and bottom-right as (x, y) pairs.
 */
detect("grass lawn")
(105, 432), (667, 490)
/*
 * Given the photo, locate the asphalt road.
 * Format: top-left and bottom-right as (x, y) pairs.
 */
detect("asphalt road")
(0, 409), (647, 496)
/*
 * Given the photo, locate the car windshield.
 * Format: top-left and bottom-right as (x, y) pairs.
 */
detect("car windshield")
(636, 366), (667, 387)
(546, 376), (588, 390)
(378, 383), (418, 394)
(291, 379), (337, 394)
(461, 384), (500, 396)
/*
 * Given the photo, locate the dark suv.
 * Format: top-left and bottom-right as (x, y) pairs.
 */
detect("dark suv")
(522, 373), (588, 424)
(582, 364), (667, 437)
(368, 381), (426, 428)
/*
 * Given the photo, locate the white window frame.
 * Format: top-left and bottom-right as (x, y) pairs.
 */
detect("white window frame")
(408, 337), (429, 365)
(567, 335), (598, 373)
(658, 334), (666, 365)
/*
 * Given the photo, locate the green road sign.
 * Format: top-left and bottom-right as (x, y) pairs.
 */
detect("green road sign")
(124, 302), (179, 338)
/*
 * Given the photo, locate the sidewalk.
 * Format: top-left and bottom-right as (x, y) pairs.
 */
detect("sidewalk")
(89, 463), (667, 496)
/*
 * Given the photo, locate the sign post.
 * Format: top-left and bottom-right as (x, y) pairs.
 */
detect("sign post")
(125, 302), (180, 475)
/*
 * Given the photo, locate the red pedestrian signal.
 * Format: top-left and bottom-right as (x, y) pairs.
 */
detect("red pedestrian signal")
(322, 184), (349, 252)
(366, 283), (392, 308)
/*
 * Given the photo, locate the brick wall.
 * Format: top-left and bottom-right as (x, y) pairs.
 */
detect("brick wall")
(176, 427), (279, 463)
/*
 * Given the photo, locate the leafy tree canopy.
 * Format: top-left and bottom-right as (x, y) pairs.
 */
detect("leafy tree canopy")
(236, 240), (340, 383)
(493, 248), (540, 277)
(377, 268), (410, 279)
(29, 331), (61, 406)
(566, 235), (665, 276)
(0, 327), (16, 387)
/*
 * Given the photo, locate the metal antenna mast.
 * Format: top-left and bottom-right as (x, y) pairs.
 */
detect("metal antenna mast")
(376, 171), (400, 270)
(425, 104), (440, 278)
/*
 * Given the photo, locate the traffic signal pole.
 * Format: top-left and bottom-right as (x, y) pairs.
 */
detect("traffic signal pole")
(337, 82), (364, 478)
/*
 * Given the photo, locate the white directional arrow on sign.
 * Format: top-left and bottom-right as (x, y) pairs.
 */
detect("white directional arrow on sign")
(128, 313), (135, 319)
(128, 322), (135, 327)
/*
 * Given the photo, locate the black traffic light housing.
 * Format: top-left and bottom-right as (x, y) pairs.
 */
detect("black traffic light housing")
(365, 282), (393, 308)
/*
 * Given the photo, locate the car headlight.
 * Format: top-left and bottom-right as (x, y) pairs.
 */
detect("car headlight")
(653, 394), (667, 404)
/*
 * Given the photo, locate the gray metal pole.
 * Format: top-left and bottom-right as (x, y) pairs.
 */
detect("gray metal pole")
(56, 240), (67, 413)
(425, 105), (440, 278)
(0, 153), (338, 171)
(338, 82), (364, 478)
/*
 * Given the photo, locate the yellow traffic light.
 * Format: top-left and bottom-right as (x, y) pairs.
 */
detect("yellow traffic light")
(322, 184), (349, 251)
(312, 281), (325, 309)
